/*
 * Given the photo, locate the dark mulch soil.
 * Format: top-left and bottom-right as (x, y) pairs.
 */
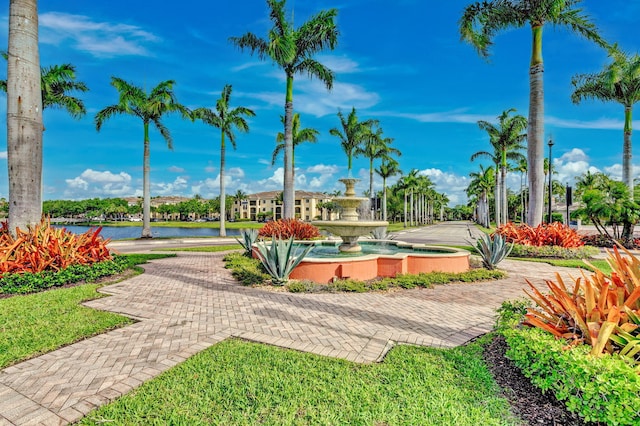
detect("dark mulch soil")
(483, 335), (596, 426)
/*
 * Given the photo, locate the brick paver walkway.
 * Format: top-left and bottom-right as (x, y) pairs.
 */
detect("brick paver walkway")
(0, 224), (581, 425)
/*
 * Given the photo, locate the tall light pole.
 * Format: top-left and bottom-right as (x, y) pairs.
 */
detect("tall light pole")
(547, 137), (554, 223)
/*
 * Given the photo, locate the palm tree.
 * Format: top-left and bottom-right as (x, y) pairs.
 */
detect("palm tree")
(471, 108), (527, 226)
(375, 158), (402, 221)
(460, 0), (605, 226)
(467, 164), (495, 228)
(95, 78), (189, 238)
(272, 112), (319, 168)
(572, 46), (640, 198)
(330, 107), (378, 175)
(397, 169), (421, 227)
(230, 0), (338, 219)
(356, 125), (401, 218)
(7, 0), (42, 234)
(193, 84), (255, 237)
(0, 59), (88, 121)
(515, 158), (528, 222)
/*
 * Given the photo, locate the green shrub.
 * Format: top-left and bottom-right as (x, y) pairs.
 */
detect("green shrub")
(330, 279), (367, 292)
(509, 244), (598, 259)
(495, 298), (531, 330)
(501, 326), (640, 425)
(0, 255), (130, 295)
(285, 280), (316, 293)
(223, 252), (270, 286)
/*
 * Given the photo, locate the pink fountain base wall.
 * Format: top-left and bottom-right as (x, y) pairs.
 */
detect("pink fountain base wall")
(289, 252), (470, 283)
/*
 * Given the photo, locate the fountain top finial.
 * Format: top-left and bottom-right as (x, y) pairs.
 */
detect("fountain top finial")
(338, 178), (359, 197)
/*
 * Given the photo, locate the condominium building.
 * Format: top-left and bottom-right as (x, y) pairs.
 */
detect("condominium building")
(232, 191), (335, 221)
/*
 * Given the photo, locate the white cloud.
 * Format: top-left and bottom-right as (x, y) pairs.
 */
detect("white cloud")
(231, 61), (266, 72)
(317, 55), (361, 74)
(152, 176), (189, 196)
(64, 169), (134, 198)
(306, 164), (339, 174)
(258, 167), (284, 189)
(39, 12), (159, 57)
(559, 148), (589, 163)
(376, 108), (493, 124)
(419, 168), (469, 205)
(238, 80), (380, 117)
(168, 165), (185, 173)
(0, 151), (6, 160)
(546, 116), (640, 130)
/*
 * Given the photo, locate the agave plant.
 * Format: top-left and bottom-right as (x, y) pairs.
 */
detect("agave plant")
(235, 228), (259, 257)
(473, 233), (512, 270)
(253, 236), (313, 285)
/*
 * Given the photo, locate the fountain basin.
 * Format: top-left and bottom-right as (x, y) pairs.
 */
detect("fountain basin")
(287, 240), (470, 283)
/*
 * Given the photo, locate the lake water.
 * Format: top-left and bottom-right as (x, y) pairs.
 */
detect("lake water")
(57, 225), (241, 240)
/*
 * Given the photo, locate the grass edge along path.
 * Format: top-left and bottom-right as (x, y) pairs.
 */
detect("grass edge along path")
(0, 253), (175, 369)
(79, 337), (520, 426)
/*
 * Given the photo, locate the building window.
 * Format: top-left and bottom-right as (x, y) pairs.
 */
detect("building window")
(295, 200), (301, 205)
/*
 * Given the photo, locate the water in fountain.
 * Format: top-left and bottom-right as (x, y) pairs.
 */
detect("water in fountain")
(312, 178), (388, 253)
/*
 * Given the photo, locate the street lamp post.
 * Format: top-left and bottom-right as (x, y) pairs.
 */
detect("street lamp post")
(547, 137), (554, 223)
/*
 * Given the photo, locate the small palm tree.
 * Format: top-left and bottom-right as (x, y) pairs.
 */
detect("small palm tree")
(460, 0), (605, 226)
(230, 0), (338, 219)
(572, 46), (640, 198)
(95, 77), (189, 238)
(356, 125), (401, 216)
(272, 113), (319, 168)
(467, 164), (495, 228)
(330, 107), (378, 175)
(193, 84), (255, 237)
(471, 108), (527, 226)
(376, 158), (402, 221)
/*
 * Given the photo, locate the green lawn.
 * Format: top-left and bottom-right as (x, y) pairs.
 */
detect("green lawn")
(80, 337), (519, 426)
(163, 244), (242, 252)
(511, 257), (612, 275)
(0, 283), (131, 369)
(0, 254), (173, 369)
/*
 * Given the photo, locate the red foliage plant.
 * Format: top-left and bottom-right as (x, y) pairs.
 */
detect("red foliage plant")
(258, 219), (321, 240)
(0, 219), (112, 276)
(495, 222), (584, 248)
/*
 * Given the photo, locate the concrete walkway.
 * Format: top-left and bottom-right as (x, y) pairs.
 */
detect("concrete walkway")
(0, 222), (582, 425)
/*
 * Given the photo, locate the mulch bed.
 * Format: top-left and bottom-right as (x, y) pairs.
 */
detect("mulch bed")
(483, 335), (596, 426)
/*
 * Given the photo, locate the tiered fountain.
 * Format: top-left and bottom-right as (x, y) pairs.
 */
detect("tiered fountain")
(312, 178), (387, 252)
(287, 177), (470, 283)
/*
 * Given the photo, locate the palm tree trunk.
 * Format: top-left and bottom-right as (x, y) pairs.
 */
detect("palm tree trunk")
(494, 176), (501, 226)
(501, 165), (508, 224)
(382, 177), (388, 221)
(369, 159), (374, 219)
(527, 23), (545, 227)
(623, 105), (633, 199)
(403, 190), (407, 228)
(219, 131), (227, 237)
(141, 123), (152, 238)
(283, 74), (295, 219)
(7, 0), (43, 235)
(410, 190), (414, 226)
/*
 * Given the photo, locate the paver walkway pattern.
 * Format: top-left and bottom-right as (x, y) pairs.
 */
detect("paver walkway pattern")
(0, 222), (590, 425)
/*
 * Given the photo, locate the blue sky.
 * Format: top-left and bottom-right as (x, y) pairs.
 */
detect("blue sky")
(0, 0), (638, 206)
